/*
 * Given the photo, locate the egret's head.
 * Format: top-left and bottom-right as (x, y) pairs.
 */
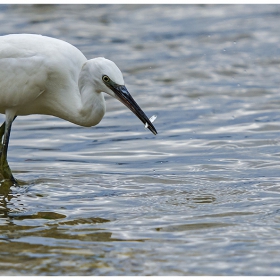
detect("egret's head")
(82, 57), (157, 135)
(87, 57), (124, 95)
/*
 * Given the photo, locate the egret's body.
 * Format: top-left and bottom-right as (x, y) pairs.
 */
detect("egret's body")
(0, 34), (102, 126)
(0, 34), (157, 184)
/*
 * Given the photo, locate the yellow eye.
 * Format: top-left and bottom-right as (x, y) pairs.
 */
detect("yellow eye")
(102, 75), (110, 83)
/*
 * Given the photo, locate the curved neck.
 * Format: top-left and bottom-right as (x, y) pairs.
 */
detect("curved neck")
(45, 78), (106, 128)
(77, 82), (106, 127)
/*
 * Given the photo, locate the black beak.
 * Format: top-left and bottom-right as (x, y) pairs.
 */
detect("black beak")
(111, 84), (157, 135)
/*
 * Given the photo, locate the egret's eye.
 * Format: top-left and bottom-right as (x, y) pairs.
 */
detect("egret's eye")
(102, 75), (110, 83)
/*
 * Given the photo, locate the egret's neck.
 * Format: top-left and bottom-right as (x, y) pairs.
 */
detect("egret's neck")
(77, 82), (106, 127)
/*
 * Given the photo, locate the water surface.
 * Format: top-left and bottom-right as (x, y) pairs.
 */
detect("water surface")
(0, 4), (280, 276)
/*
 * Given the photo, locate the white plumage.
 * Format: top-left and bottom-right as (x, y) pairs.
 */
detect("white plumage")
(0, 34), (157, 184)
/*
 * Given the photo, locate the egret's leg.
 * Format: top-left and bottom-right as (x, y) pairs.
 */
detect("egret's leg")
(0, 117), (16, 158)
(0, 121), (5, 135)
(0, 113), (16, 183)
(0, 121), (5, 148)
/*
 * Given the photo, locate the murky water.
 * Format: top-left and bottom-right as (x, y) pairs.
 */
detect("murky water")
(0, 4), (280, 275)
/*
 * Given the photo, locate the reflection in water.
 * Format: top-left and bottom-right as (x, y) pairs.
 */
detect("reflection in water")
(0, 180), (13, 199)
(155, 222), (234, 232)
(0, 3), (279, 276)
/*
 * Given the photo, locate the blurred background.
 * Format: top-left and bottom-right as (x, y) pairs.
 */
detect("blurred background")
(0, 4), (280, 275)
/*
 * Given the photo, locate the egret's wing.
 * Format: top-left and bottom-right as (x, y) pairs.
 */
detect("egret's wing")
(0, 46), (48, 109)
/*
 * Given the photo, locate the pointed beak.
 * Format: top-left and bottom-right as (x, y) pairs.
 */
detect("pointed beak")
(111, 85), (157, 135)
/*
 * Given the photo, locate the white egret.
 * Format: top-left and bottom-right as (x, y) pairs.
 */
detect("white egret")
(0, 34), (157, 184)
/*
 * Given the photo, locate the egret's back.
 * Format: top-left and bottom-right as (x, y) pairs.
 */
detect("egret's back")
(0, 34), (87, 116)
